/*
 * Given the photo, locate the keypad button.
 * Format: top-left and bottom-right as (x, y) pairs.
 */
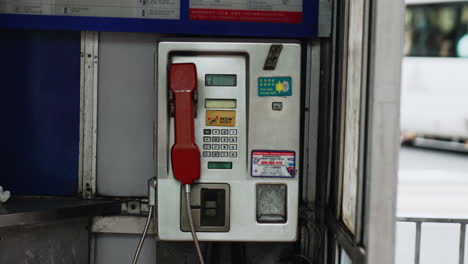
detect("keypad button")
(230, 129), (237, 135)
(203, 151), (211, 157)
(221, 144), (229, 150)
(203, 136), (211, 142)
(221, 137), (229, 142)
(212, 137), (220, 142)
(203, 129), (211, 135)
(212, 144), (220, 150)
(229, 144), (237, 150)
(203, 144), (211, 150)
(221, 129), (229, 135)
(221, 152), (228, 158)
(229, 152), (237, 158)
(229, 137), (237, 143)
(212, 129), (220, 135)
(212, 152), (220, 157)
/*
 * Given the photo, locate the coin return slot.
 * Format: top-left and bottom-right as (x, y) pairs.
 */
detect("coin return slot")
(256, 184), (287, 223)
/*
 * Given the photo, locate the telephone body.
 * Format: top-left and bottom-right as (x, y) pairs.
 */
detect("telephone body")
(157, 41), (301, 241)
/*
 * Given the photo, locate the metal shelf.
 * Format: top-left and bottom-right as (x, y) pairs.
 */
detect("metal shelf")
(0, 196), (120, 228)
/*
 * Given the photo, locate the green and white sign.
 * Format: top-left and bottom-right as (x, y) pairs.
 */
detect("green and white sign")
(258, 77), (292, 97)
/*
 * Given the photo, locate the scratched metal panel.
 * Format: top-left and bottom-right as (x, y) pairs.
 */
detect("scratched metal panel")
(341, 0), (365, 235)
(0, 218), (89, 264)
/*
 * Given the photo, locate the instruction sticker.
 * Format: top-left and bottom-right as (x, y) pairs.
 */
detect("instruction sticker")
(251, 151), (296, 178)
(258, 77), (292, 97)
(0, 0), (180, 19)
(206, 110), (236, 127)
(189, 0), (302, 24)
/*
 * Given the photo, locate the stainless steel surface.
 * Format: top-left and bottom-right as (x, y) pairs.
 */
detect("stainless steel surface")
(256, 184), (287, 223)
(132, 206), (154, 264)
(185, 185), (205, 264)
(0, 197), (120, 228)
(148, 178), (157, 206)
(157, 41), (301, 241)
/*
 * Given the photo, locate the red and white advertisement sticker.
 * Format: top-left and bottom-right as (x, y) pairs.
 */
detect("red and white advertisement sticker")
(189, 0), (302, 24)
(251, 151), (296, 178)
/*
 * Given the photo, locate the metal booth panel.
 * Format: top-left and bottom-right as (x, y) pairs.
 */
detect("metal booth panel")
(95, 234), (156, 264)
(96, 32), (158, 197)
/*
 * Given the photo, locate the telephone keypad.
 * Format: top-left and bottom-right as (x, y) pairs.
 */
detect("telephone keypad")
(202, 128), (238, 159)
(203, 144), (211, 150)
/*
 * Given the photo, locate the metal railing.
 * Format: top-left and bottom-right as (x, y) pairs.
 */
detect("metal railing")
(397, 217), (468, 264)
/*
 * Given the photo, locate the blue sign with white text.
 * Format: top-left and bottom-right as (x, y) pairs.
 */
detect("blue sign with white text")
(0, 0), (318, 38)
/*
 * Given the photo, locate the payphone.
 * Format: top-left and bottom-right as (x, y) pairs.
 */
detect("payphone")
(157, 41), (301, 242)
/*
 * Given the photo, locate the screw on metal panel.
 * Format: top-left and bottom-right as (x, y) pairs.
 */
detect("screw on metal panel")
(127, 201), (141, 215)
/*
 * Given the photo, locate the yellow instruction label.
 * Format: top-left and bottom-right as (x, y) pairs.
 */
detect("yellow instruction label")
(205, 110), (236, 127)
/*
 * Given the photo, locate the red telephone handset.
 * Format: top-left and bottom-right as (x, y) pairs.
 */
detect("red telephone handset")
(169, 63), (201, 185)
